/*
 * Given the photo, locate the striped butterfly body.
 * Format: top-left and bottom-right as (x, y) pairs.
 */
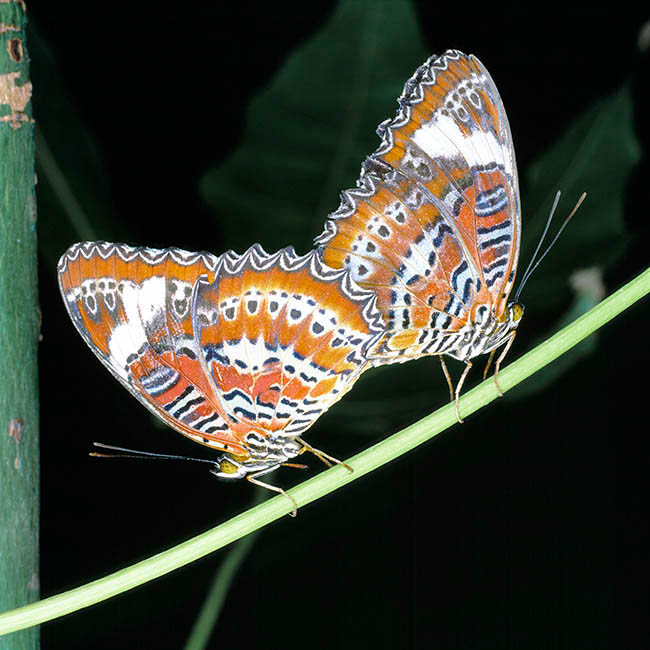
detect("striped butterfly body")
(58, 242), (384, 513)
(316, 50), (524, 420)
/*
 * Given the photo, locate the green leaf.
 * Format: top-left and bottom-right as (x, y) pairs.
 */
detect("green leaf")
(199, 0), (430, 252)
(521, 84), (640, 312)
(505, 85), (641, 398)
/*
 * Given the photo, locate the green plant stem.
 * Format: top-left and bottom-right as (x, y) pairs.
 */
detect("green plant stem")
(1, 266), (648, 637)
(0, 4), (39, 649)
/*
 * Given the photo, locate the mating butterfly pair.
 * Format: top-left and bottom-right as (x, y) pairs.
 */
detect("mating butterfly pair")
(59, 50), (523, 513)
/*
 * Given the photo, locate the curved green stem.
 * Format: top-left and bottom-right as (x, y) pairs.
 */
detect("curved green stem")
(1, 266), (649, 637)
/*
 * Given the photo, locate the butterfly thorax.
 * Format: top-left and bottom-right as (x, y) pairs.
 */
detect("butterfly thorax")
(369, 301), (523, 365)
(446, 301), (523, 362)
(213, 435), (303, 480)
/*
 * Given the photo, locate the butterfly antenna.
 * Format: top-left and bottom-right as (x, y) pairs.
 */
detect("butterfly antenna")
(90, 442), (217, 465)
(514, 191), (586, 303)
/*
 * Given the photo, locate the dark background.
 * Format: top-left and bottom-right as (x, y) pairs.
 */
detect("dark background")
(26, 2), (649, 648)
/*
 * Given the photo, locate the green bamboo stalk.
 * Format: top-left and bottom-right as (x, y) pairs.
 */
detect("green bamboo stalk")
(0, 2), (39, 649)
(0, 265), (648, 637)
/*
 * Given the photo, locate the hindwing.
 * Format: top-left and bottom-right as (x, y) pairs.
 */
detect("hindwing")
(192, 244), (385, 440)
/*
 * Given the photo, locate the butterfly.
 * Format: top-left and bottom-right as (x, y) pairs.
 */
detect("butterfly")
(58, 242), (385, 514)
(316, 50), (524, 422)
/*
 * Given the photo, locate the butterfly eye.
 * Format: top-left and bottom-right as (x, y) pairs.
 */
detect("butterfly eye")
(217, 458), (240, 474)
(510, 303), (525, 322)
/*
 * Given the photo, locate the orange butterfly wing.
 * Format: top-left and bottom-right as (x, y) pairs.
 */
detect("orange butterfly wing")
(59, 242), (385, 471)
(317, 50), (521, 363)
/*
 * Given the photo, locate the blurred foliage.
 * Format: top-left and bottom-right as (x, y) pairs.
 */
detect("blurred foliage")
(522, 84), (639, 311)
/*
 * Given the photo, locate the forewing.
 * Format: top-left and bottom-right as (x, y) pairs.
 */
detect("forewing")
(193, 245), (385, 441)
(57, 241), (248, 456)
(317, 50), (520, 360)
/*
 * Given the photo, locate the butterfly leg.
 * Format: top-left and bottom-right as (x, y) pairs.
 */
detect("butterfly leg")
(246, 470), (298, 517)
(491, 331), (517, 397)
(483, 349), (497, 381)
(296, 437), (353, 473)
(453, 361), (473, 424)
(439, 356), (455, 403)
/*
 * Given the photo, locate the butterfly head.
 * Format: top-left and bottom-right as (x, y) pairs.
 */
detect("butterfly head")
(477, 301), (524, 358)
(495, 301), (524, 342)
